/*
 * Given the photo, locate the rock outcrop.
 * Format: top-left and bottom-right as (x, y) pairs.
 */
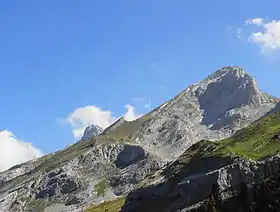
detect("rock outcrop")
(121, 154), (280, 212)
(80, 125), (103, 141)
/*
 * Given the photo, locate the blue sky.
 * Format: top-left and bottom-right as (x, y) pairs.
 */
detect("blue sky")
(0, 1), (280, 170)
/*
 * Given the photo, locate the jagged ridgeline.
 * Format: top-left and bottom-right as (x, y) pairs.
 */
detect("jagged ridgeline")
(0, 66), (279, 212)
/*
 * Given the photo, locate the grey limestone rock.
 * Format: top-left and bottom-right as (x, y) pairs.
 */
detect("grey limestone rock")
(133, 66), (277, 160)
(80, 125), (103, 141)
(121, 155), (280, 212)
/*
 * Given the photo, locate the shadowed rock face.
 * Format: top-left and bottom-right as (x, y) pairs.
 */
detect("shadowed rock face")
(120, 155), (280, 212)
(35, 169), (79, 199)
(115, 145), (146, 169)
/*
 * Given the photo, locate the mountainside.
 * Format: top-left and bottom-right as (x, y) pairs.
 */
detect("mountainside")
(0, 66), (278, 212)
(133, 66), (277, 160)
(120, 110), (280, 212)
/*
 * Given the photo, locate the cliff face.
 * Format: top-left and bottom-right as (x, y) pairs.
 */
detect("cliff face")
(120, 150), (280, 212)
(0, 66), (278, 212)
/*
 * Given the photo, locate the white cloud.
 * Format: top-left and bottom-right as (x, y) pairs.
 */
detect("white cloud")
(66, 104), (142, 139)
(123, 104), (143, 121)
(249, 20), (280, 50)
(245, 18), (264, 26)
(0, 130), (43, 172)
(66, 106), (117, 139)
(238, 18), (280, 51)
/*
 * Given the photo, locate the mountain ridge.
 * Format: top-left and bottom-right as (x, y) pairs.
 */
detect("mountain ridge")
(0, 66), (278, 212)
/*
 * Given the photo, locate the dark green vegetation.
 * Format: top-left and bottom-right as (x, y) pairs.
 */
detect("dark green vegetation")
(170, 110), (280, 163)
(220, 110), (280, 160)
(86, 198), (125, 212)
(161, 110), (280, 182)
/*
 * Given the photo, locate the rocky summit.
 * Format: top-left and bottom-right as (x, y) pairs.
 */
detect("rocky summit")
(0, 66), (279, 212)
(80, 125), (104, 141)
(133, 66), (277, 160)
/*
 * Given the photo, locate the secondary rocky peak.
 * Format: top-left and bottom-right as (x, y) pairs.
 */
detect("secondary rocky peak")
(80, 125), (103, 141)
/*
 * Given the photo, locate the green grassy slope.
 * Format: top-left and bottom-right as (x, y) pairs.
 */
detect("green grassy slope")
(220, 110), (280, 160)
(163, 109), (280, 163)
(86, 198), (125, 212)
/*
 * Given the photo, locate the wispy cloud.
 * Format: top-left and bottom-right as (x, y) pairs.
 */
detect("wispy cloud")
(144, 100), (152, 110)
(245, 18), (264, 26)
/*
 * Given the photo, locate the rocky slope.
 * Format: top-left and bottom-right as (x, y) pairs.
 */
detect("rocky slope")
(132, 66), (277, 160)
(0, 66), (278, 212)
(120, 109), (280, 211)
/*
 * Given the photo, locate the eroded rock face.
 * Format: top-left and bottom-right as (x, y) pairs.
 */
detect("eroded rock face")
(35, 168), (80, 199)
(0, 158), (42, 185)
(109, 157), (162, 196)
(120, 156), (280, 212)
(0, 142), (161, 211)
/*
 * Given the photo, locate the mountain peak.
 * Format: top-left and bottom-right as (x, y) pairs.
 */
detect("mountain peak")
(141, 66), (277, 160)
(185, 66), (268, 107)
(80, 124), (103, 141)
(217, 66), (247, 76)
(202, 66), (254, 86)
